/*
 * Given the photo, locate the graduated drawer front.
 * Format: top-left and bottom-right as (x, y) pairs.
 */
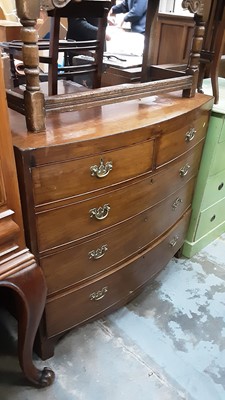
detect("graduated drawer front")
(194, 196), (225, 241)
(201, 169), (225, 210)
(156, 114), (208, 167)
(45, 210), (191, 337)
(209, 139), (225, 176)
(42, 178), (195, 294)
(36, 144), (203, 252)
(32, 140), (154, 205)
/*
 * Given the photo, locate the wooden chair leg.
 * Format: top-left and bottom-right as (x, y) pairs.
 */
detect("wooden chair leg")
(92, 10), (108, 88)
(49, 14), (61, 96)
(197, 61), (207, 93)
(210, 6), (225, 104)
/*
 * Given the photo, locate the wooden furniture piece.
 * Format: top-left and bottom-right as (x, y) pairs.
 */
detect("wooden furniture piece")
(9, 91), (213, 360)
(101, 10), (195, 88)
(0, 0), (111, 95)
(183, 98), (225, 257)
(5, 0), (205, 132)
(198, 0), (225, 104)
(0, 6), (6, 19)
(45, 0), (111, 95)
(149, 12), (195, 65)
(0, 57), (54, 386)
(0, 21), (22, 42)
(102, 8), (195, 88)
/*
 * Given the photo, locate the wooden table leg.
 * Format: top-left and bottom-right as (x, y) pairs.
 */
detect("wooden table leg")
(0, 260), (55, 387)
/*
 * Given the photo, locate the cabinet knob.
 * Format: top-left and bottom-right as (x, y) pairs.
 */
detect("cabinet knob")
(179, 164), (190, 177)
(89, 244), (108, 260)
(89, 286), (108, 301)
(89, 204), (110, 220)
(185, 128), (196, 142)
(90, 159), (113, 178)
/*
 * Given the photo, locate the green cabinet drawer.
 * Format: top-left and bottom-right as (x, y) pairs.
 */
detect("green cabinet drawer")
(194, 196), (225, 241)
(207, 113), (225, 176)
(201, 169), (225, 209)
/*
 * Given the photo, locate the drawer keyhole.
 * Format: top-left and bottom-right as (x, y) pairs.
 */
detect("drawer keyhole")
(218, 182), (224, 191)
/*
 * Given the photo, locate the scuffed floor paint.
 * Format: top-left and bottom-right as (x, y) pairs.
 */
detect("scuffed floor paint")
(0, 233), (225, 400)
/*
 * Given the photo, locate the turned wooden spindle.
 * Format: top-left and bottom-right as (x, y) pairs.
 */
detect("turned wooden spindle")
(15, 0), (45, 132)
(182, 0), (205, 98)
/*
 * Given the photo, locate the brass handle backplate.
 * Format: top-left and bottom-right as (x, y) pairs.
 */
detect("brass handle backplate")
(90, 159), (113, 178)
(179, 164), (190, 177)
(172, 197), (183, 211)
(89, 286), (108, 301)
(89, 244), (108, 260)
(185, 128), (196, 142)
(89, 204), (110, 220)
(169, 235), (179, 247)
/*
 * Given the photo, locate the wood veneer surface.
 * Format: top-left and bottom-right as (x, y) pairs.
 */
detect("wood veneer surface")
(10, 92), (212, 149)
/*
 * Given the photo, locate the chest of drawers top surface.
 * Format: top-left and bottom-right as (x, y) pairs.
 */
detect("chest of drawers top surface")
(10, 92), (213, 158)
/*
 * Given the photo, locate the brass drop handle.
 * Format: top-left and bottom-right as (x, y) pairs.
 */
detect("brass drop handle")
(169, 235), (179, 247)
(89, 204), (110, 220)
(179, 164), (190, 177)
(90, 159), (113, 178)
(89, 244), (108, 260)
(89, 286), (108, 301)
(172, 197), (183, 211)
(185, 128), (196, 142)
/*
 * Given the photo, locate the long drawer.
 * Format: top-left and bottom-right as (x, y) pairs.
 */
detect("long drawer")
(45, 210), (191, 338)
(42, 178), (195, 294)
(36, 143), (202, 252)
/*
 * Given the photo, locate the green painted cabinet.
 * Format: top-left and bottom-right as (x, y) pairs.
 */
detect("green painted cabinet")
(183, 107), (225, 257)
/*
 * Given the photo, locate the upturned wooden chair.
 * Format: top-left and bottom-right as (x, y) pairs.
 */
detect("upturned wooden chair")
(1, 0), (111, 96)
(45, 0), (111, 95)
(6, 0), (205, 132)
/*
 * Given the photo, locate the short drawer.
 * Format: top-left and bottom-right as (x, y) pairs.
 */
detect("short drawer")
(36, 145), (202, 252)
(156, 114), (208, 167)
(194, 196), (225, 241)
(42, 179), (195, 294)
(32, 139), (154, 205)
(45, 210), (191, 337)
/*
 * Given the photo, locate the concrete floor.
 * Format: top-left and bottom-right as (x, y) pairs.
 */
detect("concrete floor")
(0, 232), (225, 400)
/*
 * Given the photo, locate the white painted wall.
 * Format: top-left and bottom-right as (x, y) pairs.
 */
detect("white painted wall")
(0, 0), (18, 21)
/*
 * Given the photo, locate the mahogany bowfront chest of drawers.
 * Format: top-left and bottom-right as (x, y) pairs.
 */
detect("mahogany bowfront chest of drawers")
(9, 92), (213, 359)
